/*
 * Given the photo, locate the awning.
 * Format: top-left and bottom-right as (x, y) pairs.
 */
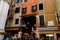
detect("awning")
(37, 27), (60, 31)
(5, 27), (20, 31)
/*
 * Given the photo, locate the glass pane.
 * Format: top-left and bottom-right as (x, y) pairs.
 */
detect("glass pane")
(46, 34), (54, 40)
(39, 3), (43, 10)
(22, 8), (27, 14)
(15, 7), (20, 13)
(15, 19), (19, 24)
(39, 15), (45, 27)
(40, 34), (54, 40)
(32, 5), (37, 12)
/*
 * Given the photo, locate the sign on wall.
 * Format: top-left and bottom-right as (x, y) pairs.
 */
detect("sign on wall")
(48, 21), (54, 26)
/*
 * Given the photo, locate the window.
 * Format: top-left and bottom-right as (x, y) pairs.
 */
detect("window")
(24, 0), (27, 2)
(32, 5), (37, 12)
(46, 34), (54, 40)
(56, 34), (60, 40)
(40, 34), (54, 40)
(16, 0), (22, 3)
(39, 3), (43, 10)
(15, 7), (20, 13)
(15, 19), (19, 24)
(22, 7), (27, 14)
(39, 15), (45, 27)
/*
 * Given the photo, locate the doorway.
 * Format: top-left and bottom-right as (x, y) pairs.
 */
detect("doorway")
(21, 16), (36, 34)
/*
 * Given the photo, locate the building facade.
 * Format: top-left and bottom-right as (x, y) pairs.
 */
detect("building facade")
(5, 0), (21, 34)
(5, 0), (38, 35)
(5, 0), (60, 40)
(37, 0), (60, 40)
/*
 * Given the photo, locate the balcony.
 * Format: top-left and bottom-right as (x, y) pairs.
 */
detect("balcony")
(37, 27), (59, 31)
(5, 27), (20, 31)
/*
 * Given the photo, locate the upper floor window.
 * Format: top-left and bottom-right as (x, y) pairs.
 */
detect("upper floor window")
(24, 0), (27, 2)
(15, 19), (19, 24)
(39, 15), (45, 27)
(16, 0), (22, 3)
(22, 7), (27, 14)
(15, 7), (20, 13)
(39, 3), (43, 10)
(32, 5), (37, 12)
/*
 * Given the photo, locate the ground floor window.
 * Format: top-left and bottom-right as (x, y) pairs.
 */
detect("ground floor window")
(40, 34), (54, 40)
(56, 34), (60, 40)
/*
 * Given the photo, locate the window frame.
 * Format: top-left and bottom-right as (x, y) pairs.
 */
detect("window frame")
(15, 19), (19, 24)
(15, 7), (20, 13)
(39, 14), (46, 27)
(39, 34), (54, 40)
(38, 3), (44, 10)
(22, 7), (27, 14)
(31, 5), (37, 12)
